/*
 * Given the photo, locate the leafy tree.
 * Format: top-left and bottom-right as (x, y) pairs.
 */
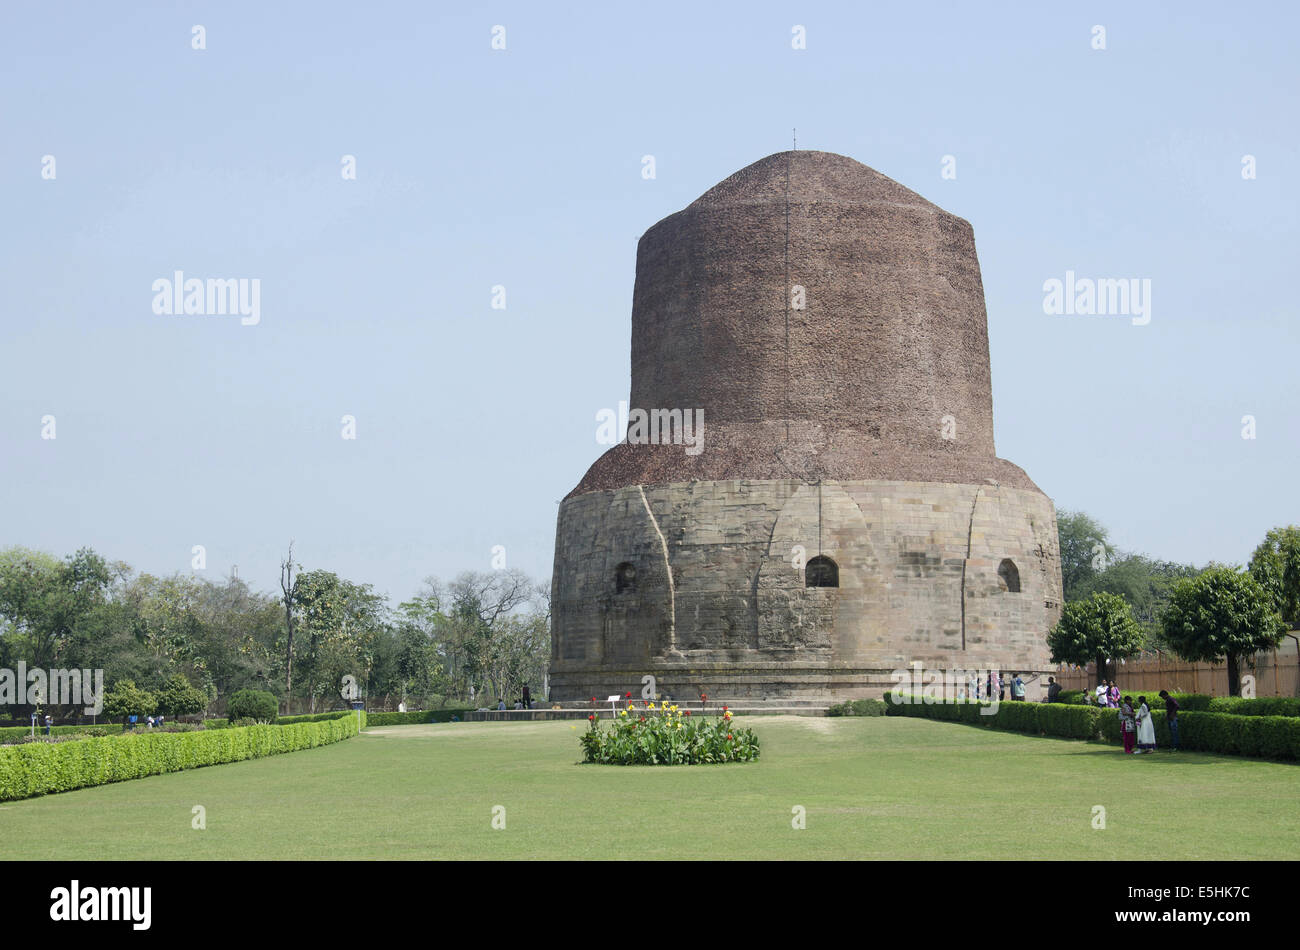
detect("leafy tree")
(1047, 592), (1145, 685)
(1056, 511), (1116, 602)
(226, 688), (278, 723)
(103, 680), (157, 723)
(1161, 567), (1286, 697)
(1248, 525), (1300, 628)
(1074, 554), (1200, 647)
(0, 546), (111, 670)
(155, 673), (209, 718)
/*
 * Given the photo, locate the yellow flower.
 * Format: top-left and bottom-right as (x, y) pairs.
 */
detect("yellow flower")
(620, 710), (628, 717)
(647, 702), (655, 709)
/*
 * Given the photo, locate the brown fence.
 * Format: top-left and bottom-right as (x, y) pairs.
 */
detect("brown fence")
(1054, 637), (1300, 697)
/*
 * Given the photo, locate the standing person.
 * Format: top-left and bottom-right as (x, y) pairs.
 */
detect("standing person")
(1159, 690), (1180, 751)
(1135, 696), (1157, 753)
(1012, 674), (1026, 702)
(991, 671), (1002, 702)
(1120, 697), (1136, 754)
(521, 683), (532, 709)
(1108, 681), (1120, 708)
(43, 715), (52, 735)
(1094, 682), (1109, 706)
(1046, 677), (1062, 703)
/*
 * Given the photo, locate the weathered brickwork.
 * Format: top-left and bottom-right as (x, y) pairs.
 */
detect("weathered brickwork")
(550, 479), (1062, 700)
(551, 150), (1064, 700)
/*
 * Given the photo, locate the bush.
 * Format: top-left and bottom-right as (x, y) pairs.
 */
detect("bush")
(155, 674), (209, 718)
(826, 699), (889, 717)
(1205, 696), (1300, 717)
(226, 689), (279, 724)
(0, 723), (125, 745)
(103, 680), (157, 723)
(580, 703), (758, 765)
(0, 710), (366, 802)
(887, 694), (1300, 761)
(1056, 691), (1297, 716)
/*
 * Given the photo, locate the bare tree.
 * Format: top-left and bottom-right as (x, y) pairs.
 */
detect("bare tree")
(279, 541), (297, 714)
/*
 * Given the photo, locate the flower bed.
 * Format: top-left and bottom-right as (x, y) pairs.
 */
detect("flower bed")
(580, 702), (759, 765)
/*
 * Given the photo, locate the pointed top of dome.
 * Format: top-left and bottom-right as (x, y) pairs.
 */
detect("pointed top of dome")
(687, 150), (945, 215)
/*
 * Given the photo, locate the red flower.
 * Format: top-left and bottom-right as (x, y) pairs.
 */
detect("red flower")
(727, 734), (733, 740)
(722, 705), (728, 711)
(588, 714), (595, 720)
(639, 716), (646, 722)
(700, 693), (707, 700)
(684, 710), (692, 716)
(590, 697), (597, 702)
(625, 692), (631, 698)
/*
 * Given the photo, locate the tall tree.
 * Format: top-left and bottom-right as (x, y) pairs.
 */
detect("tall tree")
(279, 542), (298, 713)
(1161, 567), (1286, 696)
(1047, 591), (1145, 686)
(1248, 525), (1300, 629)
(1056, 510), (1116, 602)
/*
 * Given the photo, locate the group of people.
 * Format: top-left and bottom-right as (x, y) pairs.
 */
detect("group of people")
(496, 684), (534, 711)
(959, 672), (1029, 701)
(1117, 690), (1180, 754)
(1080, 680), (1180, 752)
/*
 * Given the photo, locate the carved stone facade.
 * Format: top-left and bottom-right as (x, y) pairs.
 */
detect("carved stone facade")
(550, 151), (1063, 700)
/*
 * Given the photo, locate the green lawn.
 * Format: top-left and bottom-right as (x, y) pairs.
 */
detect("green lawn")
(1, 716), (1296, 859)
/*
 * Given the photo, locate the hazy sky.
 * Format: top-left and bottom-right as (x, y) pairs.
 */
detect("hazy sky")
(2, 2), (1296, 604)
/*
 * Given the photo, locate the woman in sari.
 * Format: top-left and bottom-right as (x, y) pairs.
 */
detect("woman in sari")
(1107, 681), (1121, 708)
(1119, 696), (1136, 754)
(1135, 696), (1157, 753)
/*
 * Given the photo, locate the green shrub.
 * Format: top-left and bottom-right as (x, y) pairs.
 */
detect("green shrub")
(0, 723), (125, 744)
(890, 694), (1300, 761)
(226, 689), (279, 724)
(1035, 703), (1102, 739)
(1205, 696), (1300, 717)
(0, 710), (366, 802)
(155, 674), (209, 718)
(827, 699), (888, 717)
(103, 680), (157, 722)
(1056, 691), (1297, 717)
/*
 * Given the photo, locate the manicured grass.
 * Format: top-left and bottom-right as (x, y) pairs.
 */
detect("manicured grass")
(0, 716), (1295, 859)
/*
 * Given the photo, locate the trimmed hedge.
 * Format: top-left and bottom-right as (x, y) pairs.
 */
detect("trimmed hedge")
(885, 695), (1299, 760)
(0, 710), (365, 802)
(826, 699), (888, 717)
(365, 708), (473, 726)
(1058, 690), (1298, 717)
(0, 723), (126, 744)
(203, 709), (361, 729)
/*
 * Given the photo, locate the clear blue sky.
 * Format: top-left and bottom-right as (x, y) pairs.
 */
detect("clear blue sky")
(2, 1), (1297, 603)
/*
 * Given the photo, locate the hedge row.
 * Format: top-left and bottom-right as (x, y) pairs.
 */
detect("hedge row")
(365, 708), (473, 726)
(0, 710), (365, 802)
(0, 723), (126, 743)
(886, 695), (1300, 760)
(885, 695), (1101, 739)
(1058, 690), (1300, 717)
(826, 699), (889, 717)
